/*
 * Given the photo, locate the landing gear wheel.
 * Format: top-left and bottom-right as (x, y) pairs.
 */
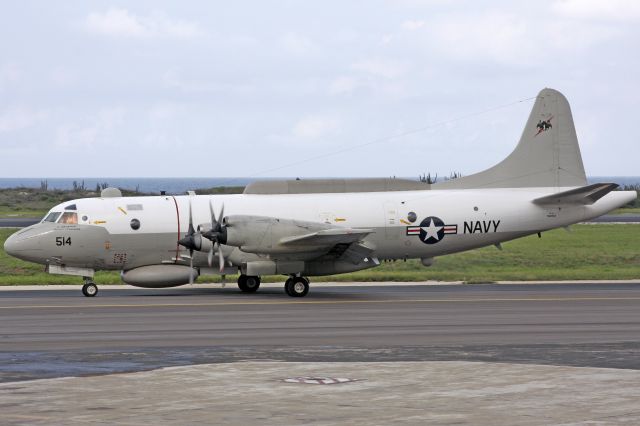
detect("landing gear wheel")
(285, 277), (309, 297)
(82, 282), (98, 297)
(238, 275), (261, 293)
(284, 278), (294, 296)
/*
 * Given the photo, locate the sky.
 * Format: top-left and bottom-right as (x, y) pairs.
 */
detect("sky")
(0, 0), (639, 178)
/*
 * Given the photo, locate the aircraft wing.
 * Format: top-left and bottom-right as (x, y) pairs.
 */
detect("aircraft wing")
(532, 183), (619, 205)
(223, 215), (375, 261)
(279, 228), (374, 246)
(279, 228), (376, 264)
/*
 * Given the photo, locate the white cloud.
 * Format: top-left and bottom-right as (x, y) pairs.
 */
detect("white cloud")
(329, 76), (360, 95)
(55, 107), (126, 148)
(281, 32), (314, 54)
(352, 59), (408, 79)
(401, 20), (425, 30)
(84, 8), (203, 39)
(426, 12), (530, 65)
(162, 69), (254, 95)
(422, 10), (620, 66)
(0, 107), (48, 132)
(552, 0), (640, 22)
(0, 63), (20, 92)
(148, 102), (185, 121)
(381, 34), (394, 45)
(292, 116), (340, 140)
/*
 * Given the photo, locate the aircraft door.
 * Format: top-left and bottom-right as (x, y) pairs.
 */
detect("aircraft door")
(384, 202), (400, 239)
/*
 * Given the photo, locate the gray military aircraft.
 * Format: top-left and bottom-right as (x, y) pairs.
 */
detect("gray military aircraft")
(4, 88), (637, 297)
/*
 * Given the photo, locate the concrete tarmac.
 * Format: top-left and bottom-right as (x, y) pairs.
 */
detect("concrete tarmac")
(4, 361), (640, 425)
(2, 282), (640, 382)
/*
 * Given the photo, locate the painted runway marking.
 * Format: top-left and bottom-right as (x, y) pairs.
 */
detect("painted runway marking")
(2, 296), (640, 310)
(282, 377), (362, 385)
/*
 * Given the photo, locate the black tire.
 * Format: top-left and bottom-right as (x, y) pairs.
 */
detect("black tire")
(285, 277), (309, 297)
(237, 274), (247, 291)
(82, 283), (98, 297)
(238, 275), (261, 293)
(284, 278), (293, 296)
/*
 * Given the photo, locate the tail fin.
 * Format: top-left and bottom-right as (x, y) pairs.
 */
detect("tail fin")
(434, 88), (587, 189)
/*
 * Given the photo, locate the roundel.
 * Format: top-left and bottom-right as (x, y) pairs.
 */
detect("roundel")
(405, 216), (458, 245)
(419, 216), (445, 245)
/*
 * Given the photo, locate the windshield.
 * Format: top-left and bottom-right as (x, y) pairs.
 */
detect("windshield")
(43, 212), (61, 223)
(59, 212), (78, 224)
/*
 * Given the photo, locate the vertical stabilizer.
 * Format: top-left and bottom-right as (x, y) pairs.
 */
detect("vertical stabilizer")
(434, 88), (587, 189)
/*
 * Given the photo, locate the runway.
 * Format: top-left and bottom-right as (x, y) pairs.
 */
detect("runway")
(2, 282), (640, 382)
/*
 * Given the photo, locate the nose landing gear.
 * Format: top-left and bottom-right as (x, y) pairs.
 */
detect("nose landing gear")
(82, 278), (98, 297)
(285, 276), (310, 297)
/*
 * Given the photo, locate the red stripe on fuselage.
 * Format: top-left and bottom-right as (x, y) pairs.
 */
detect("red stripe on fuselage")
(171, 196), (181, 263)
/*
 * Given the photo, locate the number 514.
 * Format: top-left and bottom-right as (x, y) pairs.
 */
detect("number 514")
(56, 237), (71, 246)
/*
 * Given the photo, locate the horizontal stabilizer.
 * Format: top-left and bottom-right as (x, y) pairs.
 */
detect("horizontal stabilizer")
(532, 183), (618, 205)
(279, 228), (373, 246)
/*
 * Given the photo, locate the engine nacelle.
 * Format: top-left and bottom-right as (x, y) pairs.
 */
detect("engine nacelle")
(223, 215), (332, 254)
(121, 265), (199, 288)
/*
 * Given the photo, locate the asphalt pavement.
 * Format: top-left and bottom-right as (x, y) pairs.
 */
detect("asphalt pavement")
(2, 282), (640, 382)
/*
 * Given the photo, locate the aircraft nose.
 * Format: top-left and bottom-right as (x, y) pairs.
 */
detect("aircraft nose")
(3, 227), (47, 263)
(3, 232), (19, 257)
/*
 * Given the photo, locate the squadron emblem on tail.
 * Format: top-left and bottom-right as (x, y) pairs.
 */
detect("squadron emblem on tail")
(535, 115), (553, 136)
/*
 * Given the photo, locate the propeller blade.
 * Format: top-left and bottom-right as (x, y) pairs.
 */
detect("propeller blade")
(189, 249), (194, 284)
(218, 245), (225, 273)
(207, 245), (213, 268)
(187, 197), (195, 236)
(217, 203), (224, 228)
(209, 199), (216, 228)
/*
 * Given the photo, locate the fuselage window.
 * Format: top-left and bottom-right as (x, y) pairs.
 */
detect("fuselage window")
(59, 212), (78, 224)
(43, 212), (61, 223)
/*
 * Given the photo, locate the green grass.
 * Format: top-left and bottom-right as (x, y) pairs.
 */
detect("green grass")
(0, 208), (47, 218)
(611, 207), (640, 215)
(1, 224), (638, 285)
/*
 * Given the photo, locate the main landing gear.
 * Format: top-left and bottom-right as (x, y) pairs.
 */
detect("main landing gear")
(285, 276), (310, 297)
(82, 277), (98, 297)
(237, 274), (311, 297)
(237, 274), (261, 293)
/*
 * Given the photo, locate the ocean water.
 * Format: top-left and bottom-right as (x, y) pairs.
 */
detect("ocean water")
(0, 178), (259, 194)
(0, 176), (637, 194)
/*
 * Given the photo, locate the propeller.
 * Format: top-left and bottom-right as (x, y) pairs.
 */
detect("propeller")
(177, 197), (228, 283)
(177, 197), (198, 284)
(202, 200), (227, 273)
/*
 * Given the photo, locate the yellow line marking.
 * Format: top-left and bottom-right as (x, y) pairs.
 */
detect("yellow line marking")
(117, 207), (127, 215)
(1, 296), (639, 310)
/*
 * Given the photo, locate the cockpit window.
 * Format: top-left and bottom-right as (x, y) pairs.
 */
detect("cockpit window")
(58, 212), (78, 224)
(43, 212), (61, 223)
(64, 204), (77, 210)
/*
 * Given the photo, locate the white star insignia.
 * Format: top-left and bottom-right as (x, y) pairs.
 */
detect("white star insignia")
(421, 218), (443, 242)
